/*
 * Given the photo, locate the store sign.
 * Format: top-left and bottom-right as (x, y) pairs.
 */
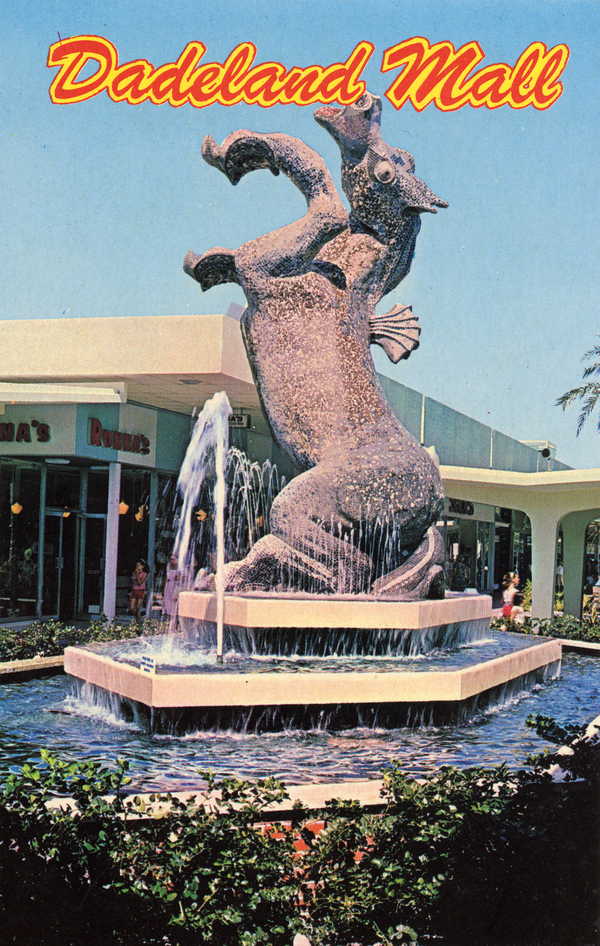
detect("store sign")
(229, 413), (251, 429)
(444, 497), (495, 523)
(89, 417), (150, 455)
(448, 498), (474, 517)
(0, 419), (51, 443)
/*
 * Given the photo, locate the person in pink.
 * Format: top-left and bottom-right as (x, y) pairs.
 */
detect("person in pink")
(162, 555), (181, 625)
(128, 559), (149, 623)
(501, 572), (524, 623)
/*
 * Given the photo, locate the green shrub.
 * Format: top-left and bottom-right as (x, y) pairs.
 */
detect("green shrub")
(0, 727), (598, 946)
(0, 618), (163, 663)
(491, 611), (600, 643)
(296, 762), (523, 945)
(0, 754), (300, 945)
(534, 614), (600, 643)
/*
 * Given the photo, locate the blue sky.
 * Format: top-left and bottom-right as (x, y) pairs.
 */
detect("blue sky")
(2, 0), (599, 470)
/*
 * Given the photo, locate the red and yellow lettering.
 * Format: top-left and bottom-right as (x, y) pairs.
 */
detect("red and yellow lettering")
(534, 44), (570, 107)
(188, 65), (224, 106)
(47, 36), (568, 112)
(47, 37), (372, 109)
(108, 60), (154, 104)
(219, 43), (258, 105)
(47, 35), (117, 104)
(382, 37), (569, 111)
(383, 38), (483, 111)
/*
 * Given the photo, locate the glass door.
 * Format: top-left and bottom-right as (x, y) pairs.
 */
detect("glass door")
(79, 514), (106, 616)
(43, 510), (78, 620)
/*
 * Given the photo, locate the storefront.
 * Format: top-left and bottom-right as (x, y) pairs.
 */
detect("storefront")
(1, 312), (598, 621)
(0, 402), (190, 621)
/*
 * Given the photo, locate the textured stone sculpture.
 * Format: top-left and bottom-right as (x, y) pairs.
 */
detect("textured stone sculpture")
(185, 92), (448, 599)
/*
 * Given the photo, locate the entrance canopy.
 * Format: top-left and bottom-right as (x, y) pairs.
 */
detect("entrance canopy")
(441, 466), (600, 618)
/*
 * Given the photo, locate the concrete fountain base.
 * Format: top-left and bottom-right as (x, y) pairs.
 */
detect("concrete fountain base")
(63, 593), (562, 733)
(65, 638), (561, 711)
(177, 589), (492, 631)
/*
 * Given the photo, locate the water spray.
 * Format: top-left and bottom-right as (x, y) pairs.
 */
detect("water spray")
(174, 390), (232, 665)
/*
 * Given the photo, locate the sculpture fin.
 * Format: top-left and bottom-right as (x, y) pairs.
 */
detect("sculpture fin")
(184, 247), (240, 290)
(369, 303), (420, 362)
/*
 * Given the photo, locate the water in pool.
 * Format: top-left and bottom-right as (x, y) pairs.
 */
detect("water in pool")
(1, 646), (598, 793)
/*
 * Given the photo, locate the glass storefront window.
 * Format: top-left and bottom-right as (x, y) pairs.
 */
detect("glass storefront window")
(153, 474), (179, 600)
(0, 462), (41, 618)
(116, 470), (151, 613)
(45, 466), (80, 511)
(87, 470), (109, 514)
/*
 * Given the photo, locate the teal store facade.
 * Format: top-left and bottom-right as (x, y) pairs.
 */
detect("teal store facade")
(0, 400), (190, 621)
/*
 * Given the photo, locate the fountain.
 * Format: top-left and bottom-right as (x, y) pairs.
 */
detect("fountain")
(64, 93), (561, 735)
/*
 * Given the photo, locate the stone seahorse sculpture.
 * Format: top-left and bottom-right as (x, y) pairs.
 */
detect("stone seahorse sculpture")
(184, 92), (448, 599)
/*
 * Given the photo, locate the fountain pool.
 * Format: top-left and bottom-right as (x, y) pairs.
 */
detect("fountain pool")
(0, 644), (598, 793)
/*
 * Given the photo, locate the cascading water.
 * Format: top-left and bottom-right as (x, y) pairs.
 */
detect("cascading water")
(173, 390), (231, 662)
(173, 439), (411, 600)
(64, 394), (561, 741)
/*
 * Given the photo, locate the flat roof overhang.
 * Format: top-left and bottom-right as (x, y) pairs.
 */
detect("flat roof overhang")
(2, 315), (597, 504)
(0, 314), (259, 416)
(441, 465), (600, 520)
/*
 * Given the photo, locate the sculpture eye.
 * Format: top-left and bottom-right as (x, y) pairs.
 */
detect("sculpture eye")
(354, 92), (373, 112)
(374, 159), (396, 184)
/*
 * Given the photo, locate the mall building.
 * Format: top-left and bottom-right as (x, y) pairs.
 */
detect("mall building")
(1, 307), (598, 622)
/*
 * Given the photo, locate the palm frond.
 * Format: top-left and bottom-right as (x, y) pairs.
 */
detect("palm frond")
(556, 377), (600, 436)
(582, 362), (600, 380)
(577, 390), (600, 434)
(582, 342), (600, 362)
(556, 381), (600, 406)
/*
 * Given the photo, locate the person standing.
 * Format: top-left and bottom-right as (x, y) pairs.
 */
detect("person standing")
(128, 559), (149, 624)
(162, 555), (181, 627)
(501, 572), (521, 619)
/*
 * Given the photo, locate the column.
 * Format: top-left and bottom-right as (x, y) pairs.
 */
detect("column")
(561, 511), (592, 618)
(36, 464), (47, 620)
(103, 462), (121, 621)
(76, 469), (88, 615)
(145, 471), (158, 618)
(527, 504), (560, 620)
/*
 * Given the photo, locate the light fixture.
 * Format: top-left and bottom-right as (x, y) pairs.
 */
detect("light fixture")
(45, 458), (70, 465)
(63, 508), (71, 518)
(135, 505), (145, 522)
(10, 502), (22, 515)
(119, 501), (129, 515)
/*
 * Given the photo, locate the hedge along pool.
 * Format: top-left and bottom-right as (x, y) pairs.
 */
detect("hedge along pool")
(1, 642), (599, 793)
